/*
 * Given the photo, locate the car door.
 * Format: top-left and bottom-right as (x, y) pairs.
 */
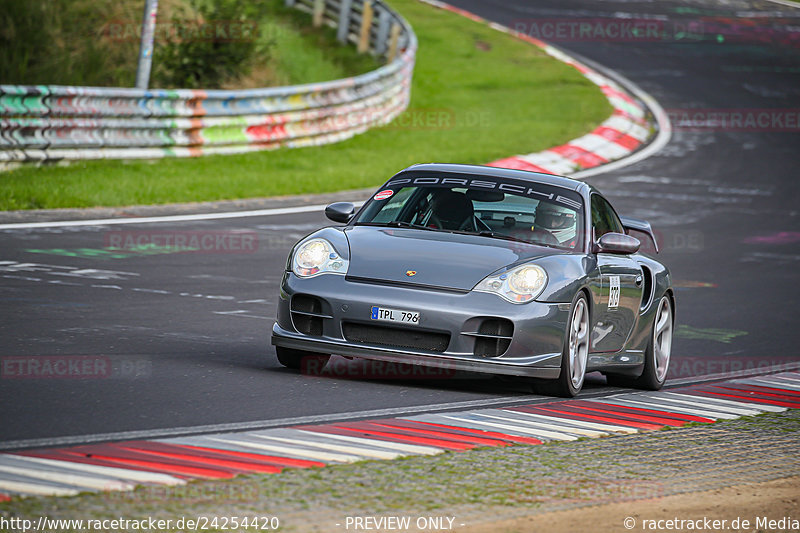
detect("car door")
(589, 194), (644, 353)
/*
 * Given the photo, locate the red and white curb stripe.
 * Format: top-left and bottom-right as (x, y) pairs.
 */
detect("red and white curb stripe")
(1, 373), (799, 500)
(419, 0), (656, 177)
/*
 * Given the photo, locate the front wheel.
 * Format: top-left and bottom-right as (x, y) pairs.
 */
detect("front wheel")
(275, 346), (330, 371)
(534, 292), (590, 397)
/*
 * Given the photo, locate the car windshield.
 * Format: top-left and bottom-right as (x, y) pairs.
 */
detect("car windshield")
(354, 178), (585, 251)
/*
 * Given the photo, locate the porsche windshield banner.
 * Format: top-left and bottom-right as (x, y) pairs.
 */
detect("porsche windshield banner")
(382, 175), (583, 210)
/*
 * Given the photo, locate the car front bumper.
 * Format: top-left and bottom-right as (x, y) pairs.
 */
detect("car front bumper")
(270, 272), (570, 379)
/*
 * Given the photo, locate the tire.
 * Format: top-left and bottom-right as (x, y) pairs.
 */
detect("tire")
(275, 346), (330, 371)
(534, 292), (590, 397)
(606, 295), (673, 390)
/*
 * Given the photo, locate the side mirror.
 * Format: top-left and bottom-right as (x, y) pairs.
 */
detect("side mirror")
(595, 232), (640, 255)
(325, 202), (355, 224)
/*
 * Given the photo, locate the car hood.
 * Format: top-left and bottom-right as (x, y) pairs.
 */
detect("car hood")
(343, 226), (563, 291)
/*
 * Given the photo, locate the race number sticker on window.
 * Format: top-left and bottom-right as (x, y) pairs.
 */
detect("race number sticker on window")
(608, 276), (621, 309)
(373, 189), (394, 201)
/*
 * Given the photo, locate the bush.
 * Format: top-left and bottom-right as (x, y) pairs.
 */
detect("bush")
(152, 0), (273, 89)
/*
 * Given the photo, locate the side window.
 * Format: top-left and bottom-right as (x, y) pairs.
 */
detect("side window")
(591, 194), (624, 239)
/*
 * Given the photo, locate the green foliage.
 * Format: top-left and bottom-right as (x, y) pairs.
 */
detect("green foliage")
(0, 0), (52, 83)
(0, 0), (139, 86)
(152, 0), (272, 89)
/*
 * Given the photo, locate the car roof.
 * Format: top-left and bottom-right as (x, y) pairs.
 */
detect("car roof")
(397, 163), (586, 192)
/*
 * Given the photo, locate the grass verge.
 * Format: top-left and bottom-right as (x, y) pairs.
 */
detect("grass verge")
(0, 0), (611, 210)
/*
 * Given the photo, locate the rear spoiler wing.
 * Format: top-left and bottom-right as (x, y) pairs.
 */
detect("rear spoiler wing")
(620, 216), (659, 253)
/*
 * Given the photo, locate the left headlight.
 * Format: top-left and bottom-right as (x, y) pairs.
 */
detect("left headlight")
(292, 238), (349, 278)
(474, 264), (548, 303)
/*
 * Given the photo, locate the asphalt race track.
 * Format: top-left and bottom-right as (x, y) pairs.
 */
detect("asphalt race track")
(1, 0), (798, 447)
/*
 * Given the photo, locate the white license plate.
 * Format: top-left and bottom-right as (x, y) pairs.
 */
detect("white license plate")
(370, 306), (420, 325)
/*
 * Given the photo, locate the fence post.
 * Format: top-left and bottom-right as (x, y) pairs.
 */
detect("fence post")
(375, 8), (391, 56)
(357, 1), (373, 53)
(337, 0), (353, 43)
(135, 0), (159, 90)
(312, 0), (325, 27)
(387, 22), (401, 62)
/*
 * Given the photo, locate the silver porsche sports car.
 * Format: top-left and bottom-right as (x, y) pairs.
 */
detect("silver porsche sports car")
(271, 163), (674, 397)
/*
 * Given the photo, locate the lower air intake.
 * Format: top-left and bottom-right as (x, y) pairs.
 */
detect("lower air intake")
(342, 323), (450, 353)
(291, 295), (325, 336)
(473, 318), (514, 357)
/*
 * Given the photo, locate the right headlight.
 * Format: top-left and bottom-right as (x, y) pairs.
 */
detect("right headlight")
(291, 238), (349, 278)
(474, 264), (548, 303)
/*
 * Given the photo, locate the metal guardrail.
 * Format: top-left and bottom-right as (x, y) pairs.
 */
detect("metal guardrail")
(0, 0), (416, 167)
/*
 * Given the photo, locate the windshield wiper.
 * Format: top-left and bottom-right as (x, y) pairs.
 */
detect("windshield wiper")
(357, 221), (436, 231)
(459, 230), (571, 250)
(477, 230), (527, 243)
(452, 230), (531, 244)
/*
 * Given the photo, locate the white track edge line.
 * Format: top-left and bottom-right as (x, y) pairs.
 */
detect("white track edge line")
(0, 203), (359, 230)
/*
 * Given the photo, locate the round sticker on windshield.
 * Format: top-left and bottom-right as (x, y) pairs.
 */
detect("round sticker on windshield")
(374, 189), (394, 201)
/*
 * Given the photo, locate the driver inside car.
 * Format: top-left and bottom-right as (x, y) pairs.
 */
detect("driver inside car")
(532, 203), (576, 246)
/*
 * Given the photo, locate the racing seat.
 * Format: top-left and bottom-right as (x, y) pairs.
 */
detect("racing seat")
(428, 190), (476, 231)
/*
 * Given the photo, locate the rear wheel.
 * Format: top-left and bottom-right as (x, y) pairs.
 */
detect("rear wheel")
(275, 346), (330, 371)
(606, 295), (673, 390)
(535, 292), (590, 397)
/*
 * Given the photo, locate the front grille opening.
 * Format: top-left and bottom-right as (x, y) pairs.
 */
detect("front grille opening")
(342, 322), (450, 353)
(291, 294), (325, 336)
(473, 318), (514, 357)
